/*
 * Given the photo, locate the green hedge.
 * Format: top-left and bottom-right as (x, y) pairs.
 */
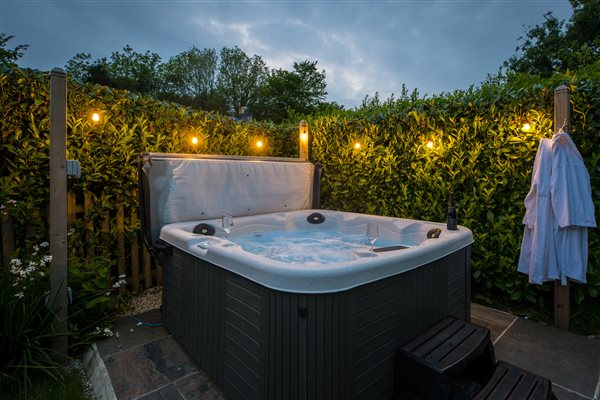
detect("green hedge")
(0, 67), (299, 249)
(1, 64), (599, 328)
(308, 66), (600, 310)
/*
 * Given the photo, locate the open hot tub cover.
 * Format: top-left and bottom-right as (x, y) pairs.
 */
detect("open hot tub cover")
(140, 153), (316, 247)
(162, 158), (314, 224)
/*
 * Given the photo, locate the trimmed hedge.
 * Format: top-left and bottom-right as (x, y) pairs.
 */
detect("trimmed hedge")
(308, 67), (600, 310)
(1, 64), (599, 327)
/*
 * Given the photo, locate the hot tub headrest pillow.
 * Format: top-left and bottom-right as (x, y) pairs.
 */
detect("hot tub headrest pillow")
(161, 159), (314, 225)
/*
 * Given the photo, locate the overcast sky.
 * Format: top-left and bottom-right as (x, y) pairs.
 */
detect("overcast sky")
(1, 0), (572, 108)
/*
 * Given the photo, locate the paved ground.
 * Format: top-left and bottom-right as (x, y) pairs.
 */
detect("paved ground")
(87, 304), (600, 400)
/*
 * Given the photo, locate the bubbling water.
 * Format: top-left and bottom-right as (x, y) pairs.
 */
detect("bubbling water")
(233, 229), (403, 265)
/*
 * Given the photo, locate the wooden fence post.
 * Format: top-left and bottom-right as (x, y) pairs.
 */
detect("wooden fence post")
(554, 84), (570, 331)
(130, 209), (140, 293)
(102, 213), (110, 288)
(1, 205), (15, 267)
(49, 68), (68, 359)
(144, 248), (152, 290)
(84, 191), (94, 258)
(116, 196), (126, 295)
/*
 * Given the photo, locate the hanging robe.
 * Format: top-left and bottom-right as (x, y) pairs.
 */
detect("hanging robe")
(518, 132), (596, 285)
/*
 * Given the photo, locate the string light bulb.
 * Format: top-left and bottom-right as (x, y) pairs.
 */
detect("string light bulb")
(426, 141), (434, 149)
(191, 136), (199, 145)
(256, 140), (263, 148)
(522, 123), (531, 132)
(91, 112), (100, 123)
(354, 142), (362, 150)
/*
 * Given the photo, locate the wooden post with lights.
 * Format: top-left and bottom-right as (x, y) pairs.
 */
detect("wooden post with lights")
(299, 120), (308, 160)
(554, 84), (570, 331)
(49, 68), (69, 359)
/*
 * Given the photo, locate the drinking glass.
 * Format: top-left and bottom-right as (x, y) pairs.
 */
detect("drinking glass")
(222, 214), (234, 246)
(366, 222), (379, 252)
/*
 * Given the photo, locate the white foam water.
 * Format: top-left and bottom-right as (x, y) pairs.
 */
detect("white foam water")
(233, 229), (402, 265)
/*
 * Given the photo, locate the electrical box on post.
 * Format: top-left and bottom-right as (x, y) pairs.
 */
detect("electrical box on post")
(66, 159), (81, 179)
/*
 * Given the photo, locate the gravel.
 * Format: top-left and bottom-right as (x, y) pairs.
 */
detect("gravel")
(118, 286), (163, 316)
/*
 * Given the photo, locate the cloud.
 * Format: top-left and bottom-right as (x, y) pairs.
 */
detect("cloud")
(1, 0), (574, 108)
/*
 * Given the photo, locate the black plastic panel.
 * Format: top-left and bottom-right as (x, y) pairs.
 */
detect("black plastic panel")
(163, 246), (471, 400)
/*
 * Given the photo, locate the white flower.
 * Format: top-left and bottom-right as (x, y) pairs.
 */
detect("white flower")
(118, 274), (126, 279)
(14, 292), (24, 299)
(0, 204), (5, 210)
(106, 291), (111, 296)
(112, 282), (121, 289)
(103, 327), (113, 337)
(9, 259), (22, 267)
(130, 329), (134, 333)
(39, 242), (49, 248)
(8, 199), (16, 205)
(40, 255), (52, 267)
(115, 332), (120, 338)
(39, 271), (45, 277)
(33, 245), (40, 252)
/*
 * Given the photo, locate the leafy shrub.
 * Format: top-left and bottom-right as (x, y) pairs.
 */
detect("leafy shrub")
(1, 63), (599, 333)
(0, 243), (62, 392)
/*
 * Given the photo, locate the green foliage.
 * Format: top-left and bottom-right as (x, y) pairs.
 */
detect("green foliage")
(217, 46), (269, 115)
(0, 244), (62, 392)
(505, 0), (600, 76)
(309, 65), (600, 318)
(0, 34), (28, 71)
(1, 62), (599, 333)
(63, 44), (329, 119)
(159, 47), (219, 108)
(0, 368), (90, 400)
(252, 60), (328, 122)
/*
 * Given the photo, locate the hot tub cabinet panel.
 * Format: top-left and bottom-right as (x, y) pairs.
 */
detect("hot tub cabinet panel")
(163, 246), (471, 400)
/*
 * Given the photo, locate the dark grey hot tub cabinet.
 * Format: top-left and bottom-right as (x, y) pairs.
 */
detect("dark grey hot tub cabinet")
(139, 153), (471, 400)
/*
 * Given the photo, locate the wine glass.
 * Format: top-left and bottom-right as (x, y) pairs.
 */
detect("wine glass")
(222, 214), (234, 246)
(366, 222), (379, 252)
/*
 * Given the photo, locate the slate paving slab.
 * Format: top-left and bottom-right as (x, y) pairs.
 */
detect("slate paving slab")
(104, 335), (199, 399)
(470, 303), (517, 343)
(93, 306), (598, 400)
(490, 317), (600, 400)
(96, 309), (169, 358)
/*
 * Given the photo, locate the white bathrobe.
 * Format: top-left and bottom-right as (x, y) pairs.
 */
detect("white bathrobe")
(518, 131), (596, 285)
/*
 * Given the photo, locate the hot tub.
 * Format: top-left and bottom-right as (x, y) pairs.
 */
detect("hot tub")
(139, 153), (473, 400)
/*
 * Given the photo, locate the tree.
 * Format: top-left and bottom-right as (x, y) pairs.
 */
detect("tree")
(217, 46), (268, 115)
(0, 34), (28, 70)
(505, 0), (600, 76)
(252, 60), (327, 122)
(65, 53), (113, 86)
(66, 46), (162, 94)
(159, 47), (226, 111)
(160, 47), (218, 99)
(108, 45), (162, 94)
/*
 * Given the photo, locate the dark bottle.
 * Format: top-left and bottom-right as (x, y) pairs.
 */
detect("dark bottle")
(447, 192), (458, 230)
